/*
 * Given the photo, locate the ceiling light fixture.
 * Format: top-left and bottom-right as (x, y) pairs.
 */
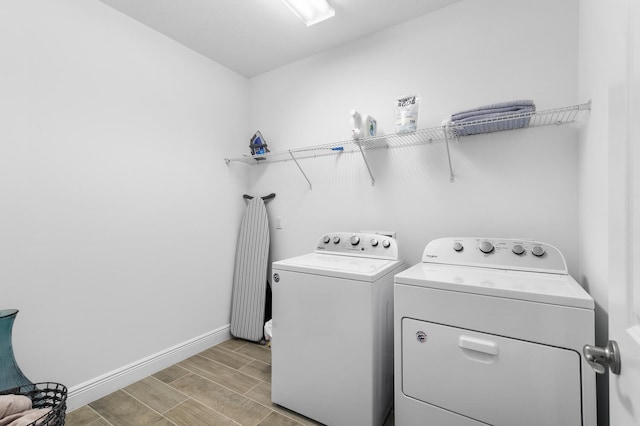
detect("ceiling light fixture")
(281, 0), (335, 27)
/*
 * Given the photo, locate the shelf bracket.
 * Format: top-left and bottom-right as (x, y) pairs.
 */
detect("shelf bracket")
(289, 150), (312, 190)
(356, 142), (376, 185)
(443, 126), (456, 183)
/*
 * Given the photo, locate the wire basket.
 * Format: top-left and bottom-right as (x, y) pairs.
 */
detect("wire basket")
(0, 382), (67, 426)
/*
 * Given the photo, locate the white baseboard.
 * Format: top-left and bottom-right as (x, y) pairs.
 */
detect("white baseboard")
(66, 324), (230, 411)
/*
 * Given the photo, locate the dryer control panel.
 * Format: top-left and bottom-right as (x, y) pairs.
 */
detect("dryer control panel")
(315, 232), (399, 260)
(422, 237), (567, 274)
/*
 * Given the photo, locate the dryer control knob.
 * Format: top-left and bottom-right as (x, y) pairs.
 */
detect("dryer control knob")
(382, 239), (391, 248)
(333, 236), (341, 244)
(512, 244), (525, 255)
(323, 236), (330, 244)
(350, 236), (360, 246)
(532, 245), (546, 257)
(453, 242), (464, 252)
(479, 241), (494, 254)
(370, 238), (379, 247)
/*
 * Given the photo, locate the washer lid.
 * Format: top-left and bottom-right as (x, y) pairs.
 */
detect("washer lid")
(394, 263), (594, 309)
(273, 252), (404, 282)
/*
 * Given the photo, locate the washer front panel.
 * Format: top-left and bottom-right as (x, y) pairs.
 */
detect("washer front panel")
(272, 264), (400, 425)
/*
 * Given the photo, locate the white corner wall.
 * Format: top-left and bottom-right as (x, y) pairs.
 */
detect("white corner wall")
(578, 0), (617, 423)
(0, 0), (249, 408)
(246, 0), (581, 275)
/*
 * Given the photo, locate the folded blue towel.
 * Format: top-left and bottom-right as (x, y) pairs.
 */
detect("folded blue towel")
(452, 105), (535, 122)
(450, 114), (533, 136)
(452, 106), (535, 123)
(451, 99), (535, 121)
(449, 100), (536, 136)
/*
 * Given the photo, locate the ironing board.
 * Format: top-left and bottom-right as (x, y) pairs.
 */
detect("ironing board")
(229, 194), (272, 342)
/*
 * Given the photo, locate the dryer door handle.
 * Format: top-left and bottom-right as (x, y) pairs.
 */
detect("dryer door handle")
(583, 340), (620, 375)
(459, 336), (499, 355)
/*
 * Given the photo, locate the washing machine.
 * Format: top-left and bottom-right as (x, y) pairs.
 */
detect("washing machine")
(271, 232), (405, 426)
(394, 237), (596, 426)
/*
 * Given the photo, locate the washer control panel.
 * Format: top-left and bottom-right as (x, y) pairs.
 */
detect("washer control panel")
(315, 232), (399, 260)
(422, 237), (567, 274)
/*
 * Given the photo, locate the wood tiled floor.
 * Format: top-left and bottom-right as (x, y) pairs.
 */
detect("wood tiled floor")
(66, 339), (394, 425)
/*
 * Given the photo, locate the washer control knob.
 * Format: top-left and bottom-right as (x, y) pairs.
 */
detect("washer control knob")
(453, 242), (464, 252)
(512, 244), (525, 255)
(532, 245), (546, 257)
(323, 236), (330, 244)
(333, 236), (341, 244)
(479, 240), (494, 254)
(382, 239), (391, 248)
(350, 236), (360, 246)
(370, 238), (379, 247)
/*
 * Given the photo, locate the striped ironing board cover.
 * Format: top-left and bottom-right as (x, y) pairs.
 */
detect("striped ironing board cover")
(230, 196), (270, 342)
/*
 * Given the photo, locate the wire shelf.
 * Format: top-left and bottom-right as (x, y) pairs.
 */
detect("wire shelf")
(224, 126), (448, 166)
(224, 102), (590, 186)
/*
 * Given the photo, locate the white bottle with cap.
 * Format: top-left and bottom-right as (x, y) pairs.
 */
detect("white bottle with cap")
(350, 109), (363, 139)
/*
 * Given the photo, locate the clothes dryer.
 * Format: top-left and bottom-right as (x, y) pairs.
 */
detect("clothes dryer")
(394, 238), (596, 426)
(272, 232), (405, 426)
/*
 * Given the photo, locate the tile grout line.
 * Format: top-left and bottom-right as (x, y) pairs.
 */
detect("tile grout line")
(174, 369), (252, 401)
(254, 409), (273, 426)
(120, 387), (177, 420)
(238, 362), (272, 383)
(240, 380), (310, 426)
(177, 395), (242, 426)
(144, 375), (193, 416)
(167, 369), (273, 424)
(168, 396), (240, 426)
(193, 351), (253, 371)
(204, 345), (255, 363)
(164, 416), (179, 426)
(229, 342), (272, 360)
(226, 341), (249, 352)
(88, 405), (114, 426)
(243, 381), (263, 395)
(152, 364), (193, 386)
(182, 354), (264, 389)
(200, 346), (272, 382)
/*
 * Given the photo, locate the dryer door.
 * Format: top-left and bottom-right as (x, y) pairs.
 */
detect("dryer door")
(402, 318), (582, 426)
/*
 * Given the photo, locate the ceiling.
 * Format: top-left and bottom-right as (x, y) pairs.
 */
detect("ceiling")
(99, 0), (462, 78)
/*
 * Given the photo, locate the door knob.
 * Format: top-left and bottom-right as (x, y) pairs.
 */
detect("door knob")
(583, 340), (621, 375)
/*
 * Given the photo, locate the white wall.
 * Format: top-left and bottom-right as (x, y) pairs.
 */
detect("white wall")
(246, 0), (581, 275)
(576, 0), (636, 423)
(577, 0), (610, 424)
(0, 0), (248, 405)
